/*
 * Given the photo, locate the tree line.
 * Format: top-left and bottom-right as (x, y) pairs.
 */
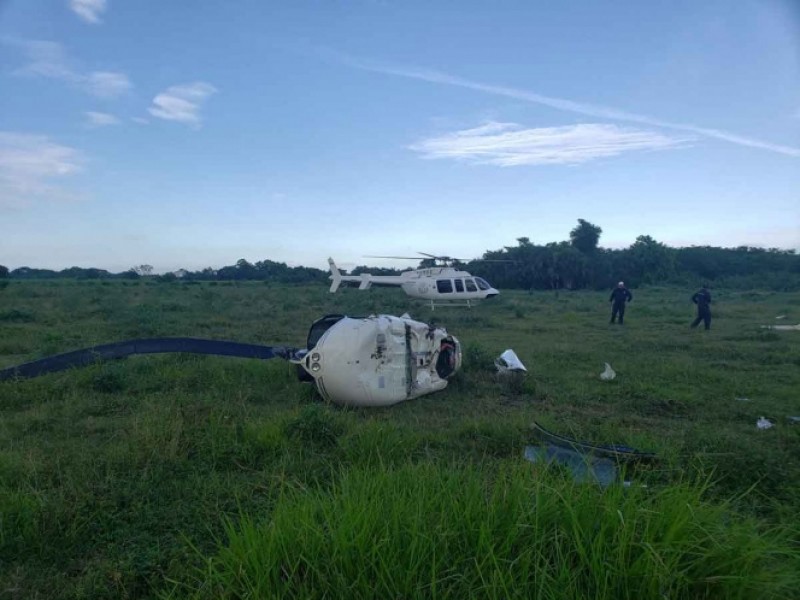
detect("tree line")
(1, 220), (798, 290)
(467, 220), (799, 291)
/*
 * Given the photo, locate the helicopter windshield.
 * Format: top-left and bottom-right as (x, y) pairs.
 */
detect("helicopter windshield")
(475, 277), (492, 291)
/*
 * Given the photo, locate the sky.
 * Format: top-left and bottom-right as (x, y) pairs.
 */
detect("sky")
(0, 0), (798, 273)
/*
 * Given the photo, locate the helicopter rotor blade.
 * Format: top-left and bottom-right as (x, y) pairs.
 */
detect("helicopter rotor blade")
(364, 255), (426, 260)
(365, 252), (514, 264)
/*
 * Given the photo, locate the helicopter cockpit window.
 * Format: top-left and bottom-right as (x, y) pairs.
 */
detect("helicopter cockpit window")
(436, 279), (453, 293)
(454, 279), (464, 292)
(465, 278), (477, 292)
(475, 277), (491, 291)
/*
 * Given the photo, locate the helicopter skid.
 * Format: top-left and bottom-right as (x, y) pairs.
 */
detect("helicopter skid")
(428, 299), (477, 310)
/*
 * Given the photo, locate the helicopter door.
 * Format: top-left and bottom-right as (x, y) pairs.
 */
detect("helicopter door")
(454, 279), (464, 293)
(465, 279), (477, 292)
(436, 279), (453, 293)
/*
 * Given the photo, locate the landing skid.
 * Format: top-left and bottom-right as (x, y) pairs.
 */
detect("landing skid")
(429, 299), (475, 310)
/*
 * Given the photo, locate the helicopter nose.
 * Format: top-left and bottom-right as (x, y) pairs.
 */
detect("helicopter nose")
(486, 289), (499, 298)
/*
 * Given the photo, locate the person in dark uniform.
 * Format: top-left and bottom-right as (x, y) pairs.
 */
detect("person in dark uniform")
(609, 281), (633, 324)
(691, 285), (712, 330)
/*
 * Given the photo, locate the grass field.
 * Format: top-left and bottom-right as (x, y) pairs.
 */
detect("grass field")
(1, 280), (799, 598)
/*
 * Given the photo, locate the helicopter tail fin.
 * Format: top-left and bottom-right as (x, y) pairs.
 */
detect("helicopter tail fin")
(328, 257), (342, 293)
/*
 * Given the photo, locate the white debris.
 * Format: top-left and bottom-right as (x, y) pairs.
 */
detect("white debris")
(756, 417), (774, 430)
(761, 324), (800, 331)
(775, 315), (786, 320)
(735, 397), (752, 402)
(495, 349), (527, 373)
(600, 363), (616, 381)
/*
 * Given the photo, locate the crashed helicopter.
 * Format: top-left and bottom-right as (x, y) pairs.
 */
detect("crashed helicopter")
(329, 253), (500, 309)
(0, 313), (462, 408)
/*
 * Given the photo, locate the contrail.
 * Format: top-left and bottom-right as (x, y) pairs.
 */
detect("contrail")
(341, 55), (800, 158)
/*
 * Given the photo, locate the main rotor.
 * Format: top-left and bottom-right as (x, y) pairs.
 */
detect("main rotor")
(365, 252), (469, 268)
(365, 252), (510, 268)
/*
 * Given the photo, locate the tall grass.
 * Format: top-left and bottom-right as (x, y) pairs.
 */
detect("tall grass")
(174, 463), (799, 600)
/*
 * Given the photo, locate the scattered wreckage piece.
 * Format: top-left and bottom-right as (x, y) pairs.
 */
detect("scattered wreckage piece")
(525, 422), (656, 488)
(760, 324), (800, 331)
(494, 349), (527, 374)
(756, 417), (775, 430)
(0, 314), (462, 409)
(524, 444), (618, 487)
(530, 422), (657, 463)
(600, 362), (616, 381)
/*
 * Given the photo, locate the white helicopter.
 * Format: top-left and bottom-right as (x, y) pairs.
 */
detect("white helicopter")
(328, 253), (500, 309)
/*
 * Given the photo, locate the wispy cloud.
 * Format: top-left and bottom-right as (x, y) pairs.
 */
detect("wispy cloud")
(69, 0), (107, 24)
(85, 71), (131, 98)
(12, 40), (75, 80)
(0, 132), (85, 207)
(339, 55), (800, 158)
(85, 111), (120, 127)
(410, 122), (694, 166)
(148, 82), (218, 125)
(9, 39), (131, 98)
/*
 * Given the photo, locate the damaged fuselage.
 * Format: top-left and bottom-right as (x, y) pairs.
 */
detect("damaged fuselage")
(293, 314), (462, 407)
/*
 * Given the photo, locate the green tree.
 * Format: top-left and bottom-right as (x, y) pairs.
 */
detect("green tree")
(0, 265), (8, 278)
(628, 235), (676, 284)
(569, 219), (603, 254)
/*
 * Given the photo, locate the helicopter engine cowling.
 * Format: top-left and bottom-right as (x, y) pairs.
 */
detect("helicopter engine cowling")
(295, 314), (461, 407)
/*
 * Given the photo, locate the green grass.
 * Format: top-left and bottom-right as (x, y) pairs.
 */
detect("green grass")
(1, 280), (799, 598)
(171, 464), (798, 600)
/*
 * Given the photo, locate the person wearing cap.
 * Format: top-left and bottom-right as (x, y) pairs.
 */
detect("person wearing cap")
(690, 284), (712, 330)
(609, 281), (633, 325)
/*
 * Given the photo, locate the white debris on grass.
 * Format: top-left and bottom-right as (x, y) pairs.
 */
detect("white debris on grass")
(756, 417), (774, 430)
(761, 324), (800, 331)
(600, 363), (616, 381)
(495, 349), (527, 374)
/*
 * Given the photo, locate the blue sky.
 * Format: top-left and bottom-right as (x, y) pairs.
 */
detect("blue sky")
(1, 0), (798, 272)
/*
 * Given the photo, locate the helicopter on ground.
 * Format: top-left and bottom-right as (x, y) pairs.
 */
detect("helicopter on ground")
(328, 253), (500, 309)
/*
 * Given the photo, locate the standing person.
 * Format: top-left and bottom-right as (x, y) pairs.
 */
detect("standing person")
(691, 284), (712, 330)
(609, 281), (633, 325)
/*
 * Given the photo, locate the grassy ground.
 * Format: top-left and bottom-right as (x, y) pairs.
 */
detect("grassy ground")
(1, 280), (799, 598)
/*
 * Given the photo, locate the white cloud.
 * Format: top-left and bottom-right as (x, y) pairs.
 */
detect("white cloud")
(340, 55), (800, 158)
(9, 39), (130, 98)
(12, 40), (76, 80)
(69, 0), (107, 24)
(410, 122), (694, 166)
(0, 132), (85, 207)
(86, 71), (131, 98)
(148, 82), (218, 125)
(85, 111), (120, 127)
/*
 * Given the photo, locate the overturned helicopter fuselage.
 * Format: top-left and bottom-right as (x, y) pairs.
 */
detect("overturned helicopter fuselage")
(0, 314), (461, 409)
(294, 314), (462, 407)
